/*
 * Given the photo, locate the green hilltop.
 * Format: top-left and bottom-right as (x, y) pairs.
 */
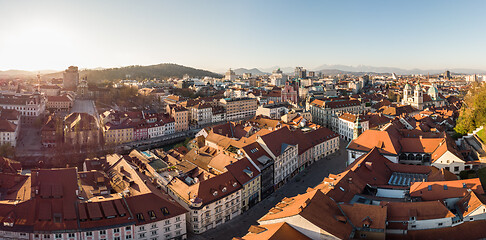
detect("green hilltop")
(42, 63), (222, 82)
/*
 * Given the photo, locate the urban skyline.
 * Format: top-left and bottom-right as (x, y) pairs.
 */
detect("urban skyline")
(1, 0), (486, 72)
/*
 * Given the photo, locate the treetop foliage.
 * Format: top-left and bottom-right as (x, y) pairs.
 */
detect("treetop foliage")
(455, 82), (486, 134)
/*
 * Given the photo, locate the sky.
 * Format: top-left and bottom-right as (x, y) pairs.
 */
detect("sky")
(0, 0), (485, 72)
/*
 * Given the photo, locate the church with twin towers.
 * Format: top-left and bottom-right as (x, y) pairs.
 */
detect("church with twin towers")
(401, 82), (446, 110)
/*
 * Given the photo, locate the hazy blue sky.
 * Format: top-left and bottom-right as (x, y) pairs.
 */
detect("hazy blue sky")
(0, 0), (485, 72)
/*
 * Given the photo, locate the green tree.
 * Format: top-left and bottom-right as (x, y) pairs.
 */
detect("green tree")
(387, 91), (398, 102)
(0, 143), (15, 158)
(455, 83), (486, 134)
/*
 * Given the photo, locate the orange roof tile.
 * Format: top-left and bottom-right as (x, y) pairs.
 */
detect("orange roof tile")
(236, 222), (311, 240)
(409, 178), (484, 201)
(383, 201), (454, 221)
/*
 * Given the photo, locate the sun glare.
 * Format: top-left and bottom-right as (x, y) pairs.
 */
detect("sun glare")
(1, 21), (77, 70)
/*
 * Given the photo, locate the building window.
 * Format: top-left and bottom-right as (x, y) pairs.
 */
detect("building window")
(125, 226), (131, 231)
(438, 223), (443, 226)
(100, 230), (107, 235)
(86, 232), (93, 236)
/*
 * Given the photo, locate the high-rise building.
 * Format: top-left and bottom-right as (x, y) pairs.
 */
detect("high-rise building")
(225, 68), (236, 81)
(444, 70), (451, 79)
(294, 67), (306, 78)
(270, 68), (286, 86)
(63, 66), (79, 90)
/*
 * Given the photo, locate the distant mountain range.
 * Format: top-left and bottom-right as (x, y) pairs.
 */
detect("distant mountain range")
(1, 63), (223, 81)
(3, 63), (485, 81)
(0, 69), (58, 78)
(232, 68), (269, 76)
(229, 65), (486, 76)
(313, 64), (486, 75)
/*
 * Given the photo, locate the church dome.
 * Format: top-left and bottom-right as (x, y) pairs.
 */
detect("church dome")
(428, 84), (438, 95)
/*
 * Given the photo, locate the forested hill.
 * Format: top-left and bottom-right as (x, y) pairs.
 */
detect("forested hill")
(83, 63), (222, 81)
(42, 63), (222, 82)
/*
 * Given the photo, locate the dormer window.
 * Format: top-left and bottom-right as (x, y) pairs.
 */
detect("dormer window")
(53, 213), (62, 223)
(222, 187), (227, 193)
(161, 207), (170, 216)
(148, 210), (156, 220)
(136, 213), (145, 222)
(213, 191), (218, 196)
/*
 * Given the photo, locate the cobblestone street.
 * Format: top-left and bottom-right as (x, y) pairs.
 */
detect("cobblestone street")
(189, 139), (349, 240)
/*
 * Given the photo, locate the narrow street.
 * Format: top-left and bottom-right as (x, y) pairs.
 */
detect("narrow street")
(190, 139), (349, 240)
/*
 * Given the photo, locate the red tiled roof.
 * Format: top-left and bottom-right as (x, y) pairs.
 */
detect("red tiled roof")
(347, 129), (401, 155)
(47, 95), (71, 102)
(236, 222), (311, 240)
(226, 158), (260, 186)
(382, 200), (454, 221)
(0, 119), (16, 132)
(409, 178), (484, 201)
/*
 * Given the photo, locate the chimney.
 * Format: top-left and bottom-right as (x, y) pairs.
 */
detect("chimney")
(365, 162), (373, 171)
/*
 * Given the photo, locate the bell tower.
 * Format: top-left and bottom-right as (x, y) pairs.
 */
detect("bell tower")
(353, 115), (363, 140)
(414, 83), (423, 110)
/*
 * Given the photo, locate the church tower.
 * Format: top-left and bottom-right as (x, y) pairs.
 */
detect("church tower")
(353, 115), (363, 140)
(403, 82), (412, 103)
(414, 83), (423, 110)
